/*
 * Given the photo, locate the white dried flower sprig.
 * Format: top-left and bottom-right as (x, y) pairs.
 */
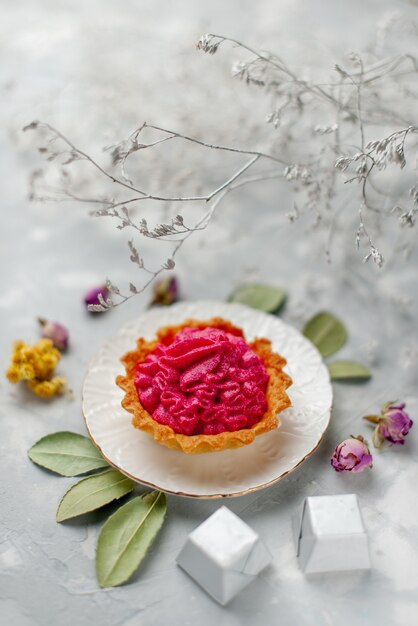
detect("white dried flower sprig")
(24, 119), (288, 311)
(196, 32), (418, 265)
(25, 20), (418, 308)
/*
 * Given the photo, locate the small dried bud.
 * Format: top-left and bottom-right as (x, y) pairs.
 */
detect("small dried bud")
(334, 64), (349, 78)
(151, 276), (179, 306)
(364, 402), (413, 447)
(38, 318), (69, 351)
(196, 34), (221, 55)
(330, 435), (373, 473)
(23, 121), (39, 132)
(314, 123), (338, 136)
(335, 156), (352, 171)
(84, 285), (109, 312)
(346, 51), (362, 65)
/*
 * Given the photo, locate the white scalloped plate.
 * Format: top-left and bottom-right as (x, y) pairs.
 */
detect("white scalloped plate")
(82, 301), (332, 498)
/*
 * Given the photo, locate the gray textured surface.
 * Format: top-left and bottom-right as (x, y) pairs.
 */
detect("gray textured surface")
(1, 1), (418, 625)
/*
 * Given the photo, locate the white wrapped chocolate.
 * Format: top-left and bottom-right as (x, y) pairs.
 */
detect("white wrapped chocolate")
(177, 506), (271, 605)
(293, 494), (371, 574)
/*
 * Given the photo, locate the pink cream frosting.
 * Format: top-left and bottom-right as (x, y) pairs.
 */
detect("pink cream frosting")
(134, 326), (269, 435)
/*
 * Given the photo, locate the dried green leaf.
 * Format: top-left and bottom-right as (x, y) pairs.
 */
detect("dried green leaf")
(28, 431), (108, 476)
(363, 414), (380, 424)
(303, 311), (347, 357)
(327, 360), (371, 381)
(228, 283), (286, 313)
(372, 425), (385, 449)
(56, 469), (135, 522)
(96, 491), (167, 588)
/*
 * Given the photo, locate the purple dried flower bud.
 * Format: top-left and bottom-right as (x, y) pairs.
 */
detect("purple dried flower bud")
(367, 402), (413, 447)
(151, 276), (179, 306)
(38, 318), (69, 351)
(330, 435), (373, 473)
(84, 285), (108, 310)
(363, 402), (413, 447)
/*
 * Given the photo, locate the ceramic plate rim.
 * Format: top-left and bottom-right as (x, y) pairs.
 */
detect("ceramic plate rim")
(82, 301), (333, 498)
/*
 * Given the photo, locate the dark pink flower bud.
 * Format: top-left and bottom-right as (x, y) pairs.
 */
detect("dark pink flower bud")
(330, 435), (373, 473)
(84, 285), (108, 311)
(38, 318), (69, 351)
(151, 276), (179, 306)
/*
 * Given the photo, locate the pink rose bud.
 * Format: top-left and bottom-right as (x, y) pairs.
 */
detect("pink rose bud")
(364, 402), (413, 447)
(151, 276), (179, 306)
(38, 318), (69, 351)
(84, 285), (108, 311)
(330, 435), (373, 473)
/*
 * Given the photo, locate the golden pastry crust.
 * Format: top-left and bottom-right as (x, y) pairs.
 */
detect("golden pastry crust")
(116, 317), (292, 454)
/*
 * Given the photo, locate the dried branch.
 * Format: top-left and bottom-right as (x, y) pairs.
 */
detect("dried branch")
(25, 18), (418, 309)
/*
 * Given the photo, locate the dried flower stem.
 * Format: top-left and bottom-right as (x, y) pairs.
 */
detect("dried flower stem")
(26, 21), (418, 307)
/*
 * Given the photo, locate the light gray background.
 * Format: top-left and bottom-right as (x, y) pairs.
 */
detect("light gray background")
(1, 1), (418, 625)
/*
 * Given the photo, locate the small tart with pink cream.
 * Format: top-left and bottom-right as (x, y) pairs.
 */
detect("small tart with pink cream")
(116, 317), (292, 454)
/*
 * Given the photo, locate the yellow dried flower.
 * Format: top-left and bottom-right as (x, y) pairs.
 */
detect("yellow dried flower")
(27, 377), (66, 398)
(6, 339), (65, 398)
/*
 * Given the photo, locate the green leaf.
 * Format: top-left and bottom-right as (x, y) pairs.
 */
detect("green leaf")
(327, 360), (371, 381)
(228, 283), (286, 313)
(303, 311), (347, 357)
(96, 491), (167, 588)
(56, 469), (135, 522)
(28, 431), (109, 476)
